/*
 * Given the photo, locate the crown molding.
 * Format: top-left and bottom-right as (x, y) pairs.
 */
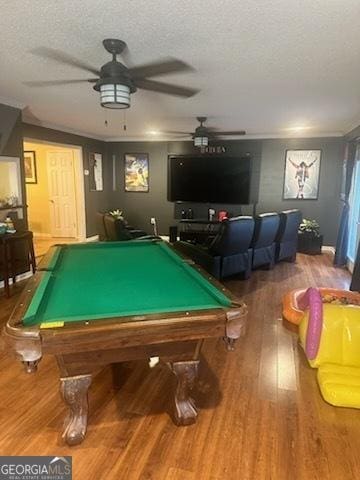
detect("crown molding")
(23, 120), (105, 142)
(105, 131), (345, 142)
(22, 120), (345, 143)
(344, 118), (360, 135)
(0, 96), (26, 110)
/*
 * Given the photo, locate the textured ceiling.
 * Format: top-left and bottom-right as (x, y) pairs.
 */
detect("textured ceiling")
(1, 0), (360, 140)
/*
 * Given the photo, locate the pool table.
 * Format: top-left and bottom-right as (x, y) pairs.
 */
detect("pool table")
(3, 240), (247, 445)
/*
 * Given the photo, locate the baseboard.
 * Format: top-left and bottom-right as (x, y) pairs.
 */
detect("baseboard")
(33, 232), (52, 238)
(0, 270), (32, 290)
(85, 235), (99, 242)
(322, 246), (335, 254)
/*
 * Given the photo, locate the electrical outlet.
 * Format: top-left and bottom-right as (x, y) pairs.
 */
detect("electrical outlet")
(150, 217), (156, 225)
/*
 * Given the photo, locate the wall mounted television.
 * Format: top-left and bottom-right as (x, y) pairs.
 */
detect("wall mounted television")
(168, 155), (251, 204)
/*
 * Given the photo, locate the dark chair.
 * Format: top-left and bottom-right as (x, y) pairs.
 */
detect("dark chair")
(173, 216), (255, 280)
(0, 231), (36, 298)
(97, 213), (149, 241)
(103, 214), (148, 241)
(252, 213), (280, 269)
(275, 209), (302, 262)
(96, 212), (107, 241)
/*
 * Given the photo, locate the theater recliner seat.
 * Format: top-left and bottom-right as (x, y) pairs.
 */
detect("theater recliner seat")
(173, 216), (255, 280)
(252, 212), (280, 269)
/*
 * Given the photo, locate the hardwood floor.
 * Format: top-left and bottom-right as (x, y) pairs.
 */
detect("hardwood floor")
(33, 237), (78, 260)
(0, 253), (358, 480)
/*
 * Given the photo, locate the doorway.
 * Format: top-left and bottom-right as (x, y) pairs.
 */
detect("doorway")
(347, 150), (360, 272)
(23, 140), (86, 259)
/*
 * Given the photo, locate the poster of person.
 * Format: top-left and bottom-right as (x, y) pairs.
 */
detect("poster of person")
(283, 150), (321, 200)
(89, 153), (103, 191)
(124, 153), (149, 192)
(24, 151), (37, 184)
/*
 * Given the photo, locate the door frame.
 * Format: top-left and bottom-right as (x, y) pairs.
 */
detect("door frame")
(23, 138), (86, 241)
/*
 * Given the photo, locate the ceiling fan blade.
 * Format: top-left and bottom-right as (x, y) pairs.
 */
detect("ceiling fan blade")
(162, 130), (192, 136)
(23, 79), (98, 87)
(135, 79), (199, 98)
(129, 58), (194, 79)
(211, 130), (247, 136)
(30, 47), (100, 76)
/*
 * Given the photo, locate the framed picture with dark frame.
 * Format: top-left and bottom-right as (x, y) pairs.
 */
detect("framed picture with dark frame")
(24, 151), (37, 184)
(124, 153), (149, 192)
(89, 152), (103, 191)
(283, 149), (321, 200)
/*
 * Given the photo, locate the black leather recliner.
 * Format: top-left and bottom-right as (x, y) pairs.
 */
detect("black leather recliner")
(97, 213), (149, 241)
(275, 209), (302, 262)
(173, 216), (255, 280)
(97, 212), (108, 241)
(252, 212), (280, 269)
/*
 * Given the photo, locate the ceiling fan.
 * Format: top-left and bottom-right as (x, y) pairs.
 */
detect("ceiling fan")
(164, 117), (246, 146)
(24, 39), (199, 109)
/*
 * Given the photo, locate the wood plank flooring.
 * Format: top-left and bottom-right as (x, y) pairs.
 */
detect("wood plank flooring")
(33, 237), (78, 260)
(0, 252), (359, 480)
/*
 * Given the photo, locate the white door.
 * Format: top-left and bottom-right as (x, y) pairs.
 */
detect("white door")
(47, 151), (77, 238)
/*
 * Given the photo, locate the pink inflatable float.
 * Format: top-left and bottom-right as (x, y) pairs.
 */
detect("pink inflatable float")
(297, 288), (323, 359)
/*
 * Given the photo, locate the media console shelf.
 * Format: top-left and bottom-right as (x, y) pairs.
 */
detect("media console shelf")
(179, 219), (222, 244)
(179, 219), (222, 225)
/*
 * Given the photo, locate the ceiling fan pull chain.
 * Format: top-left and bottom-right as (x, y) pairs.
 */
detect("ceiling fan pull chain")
(123, 110), (127, 131)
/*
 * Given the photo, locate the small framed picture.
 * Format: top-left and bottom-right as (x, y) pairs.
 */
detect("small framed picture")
(89, 153), (103, 191)
(24, 151), (37, 184)
(283, 150), (321, 200)
(124, 153), (149, 192)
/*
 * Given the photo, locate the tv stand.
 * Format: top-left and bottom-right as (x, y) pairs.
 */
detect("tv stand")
(179, 219), (222, 244)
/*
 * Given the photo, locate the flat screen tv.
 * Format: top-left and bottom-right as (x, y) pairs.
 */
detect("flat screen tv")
(168, 155), (251, 204)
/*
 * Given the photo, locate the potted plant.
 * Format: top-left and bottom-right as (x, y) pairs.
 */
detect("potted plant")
(108, 209), (124, 220)
(298, 218), (323, 255)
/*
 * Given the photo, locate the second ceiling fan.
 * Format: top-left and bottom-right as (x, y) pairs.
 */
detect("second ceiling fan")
(164, 117), (246, 146)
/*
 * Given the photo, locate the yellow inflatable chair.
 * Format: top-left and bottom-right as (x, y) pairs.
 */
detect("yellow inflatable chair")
(298, 289), (360, 408)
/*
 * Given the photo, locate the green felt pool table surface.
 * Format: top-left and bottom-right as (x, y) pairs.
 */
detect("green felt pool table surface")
(24, 240), (231, 326)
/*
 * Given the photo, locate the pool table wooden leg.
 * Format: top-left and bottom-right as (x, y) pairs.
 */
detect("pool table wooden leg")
(169, 360), (199, 426)
(60, 374), (92, 446)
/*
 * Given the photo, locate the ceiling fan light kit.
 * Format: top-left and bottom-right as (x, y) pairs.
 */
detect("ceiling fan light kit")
(194, 136), (208, 147)
(99, 84), (131, 109)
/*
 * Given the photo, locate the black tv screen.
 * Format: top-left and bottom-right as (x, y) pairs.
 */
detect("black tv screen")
(168, 155), (251, 204)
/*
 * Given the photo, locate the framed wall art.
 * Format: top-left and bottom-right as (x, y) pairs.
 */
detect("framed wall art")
(24, 151), (37, 184)
(124, 153), (149, 192)
(283, 149), (321, 200)
(89, 153), (103, 191)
